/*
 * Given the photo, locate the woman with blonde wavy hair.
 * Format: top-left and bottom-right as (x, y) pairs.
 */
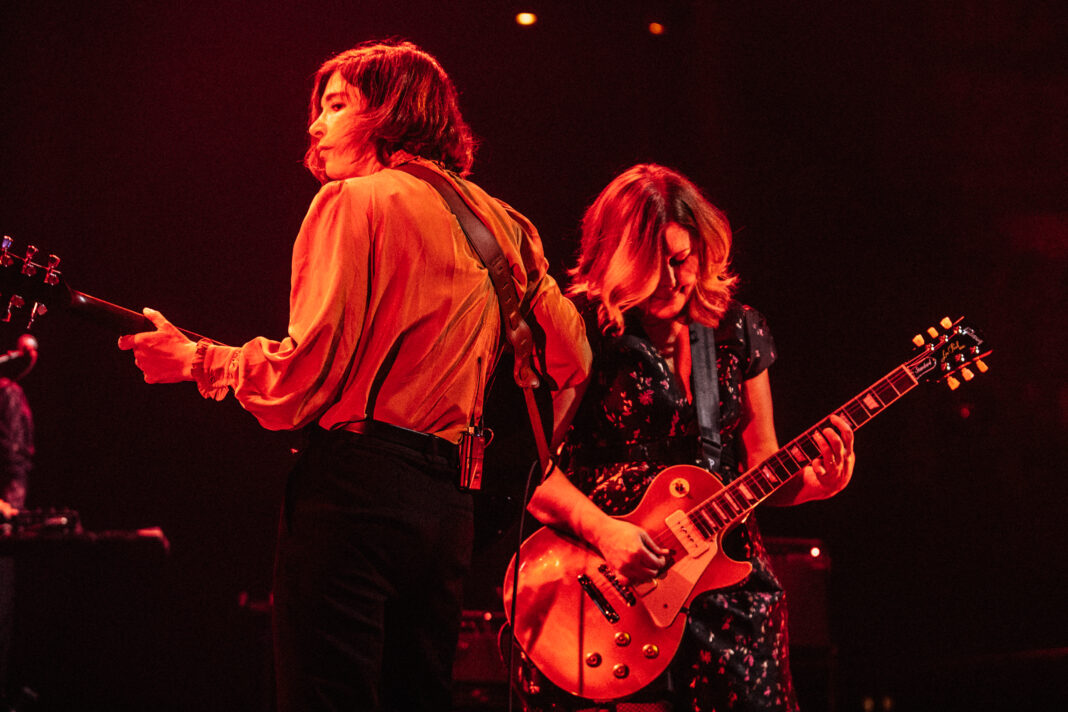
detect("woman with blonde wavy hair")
(526, 163), (857, 710)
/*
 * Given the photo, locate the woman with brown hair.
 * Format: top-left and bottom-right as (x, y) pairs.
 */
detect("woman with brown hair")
(119, 40), (591, 712)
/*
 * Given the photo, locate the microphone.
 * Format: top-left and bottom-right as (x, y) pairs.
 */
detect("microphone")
(0, 334), (38, 373)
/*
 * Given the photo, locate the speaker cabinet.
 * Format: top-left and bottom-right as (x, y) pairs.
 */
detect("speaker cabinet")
(766, 536), (836, 712)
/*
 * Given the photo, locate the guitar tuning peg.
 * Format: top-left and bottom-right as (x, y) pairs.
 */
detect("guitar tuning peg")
(20, 245), (38, 276)
(946, 375), (961, 391)
(0, 236), (13, 267)
(45, 254), (61, 286)
(940, 316), (953, 329)
(927, 326), (939, 339)
(961, 367), (975, 382)
(975, 359), (989, 373)
(912, 334), (925, 347)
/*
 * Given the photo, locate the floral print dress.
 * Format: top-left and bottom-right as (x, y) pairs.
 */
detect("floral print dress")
(559, 298), (798, 712)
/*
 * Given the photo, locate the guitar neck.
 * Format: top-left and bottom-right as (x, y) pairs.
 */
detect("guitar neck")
(1, 235), (213, 342)
(691, 364), (919, 529)
(672, 317), (990, 539)
(69, 290), (209, 342)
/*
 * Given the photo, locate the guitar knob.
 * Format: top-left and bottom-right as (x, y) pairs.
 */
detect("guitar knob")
(670, 478), (690, 497)
(612, 663), (629, 679)
(585, 652), (602, 668)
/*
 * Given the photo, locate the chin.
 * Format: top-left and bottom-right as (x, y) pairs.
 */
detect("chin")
(644, 301), (686, 321)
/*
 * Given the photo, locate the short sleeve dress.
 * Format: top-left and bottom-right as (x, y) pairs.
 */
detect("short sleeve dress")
(559, 297), (799, 712)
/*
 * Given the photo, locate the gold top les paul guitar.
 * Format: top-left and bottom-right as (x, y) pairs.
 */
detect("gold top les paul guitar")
(0, 235), (206, 340)
(503, 317), (990, 702)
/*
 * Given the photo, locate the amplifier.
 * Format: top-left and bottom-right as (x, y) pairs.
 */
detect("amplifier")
(766, 536), (836, 711)
(765, 536), (831, 649)
(454, 609), (508, 683)
(453, 610), (509, 710)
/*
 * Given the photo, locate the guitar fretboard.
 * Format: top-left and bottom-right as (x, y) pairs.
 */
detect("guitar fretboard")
(682, 365), (920, 537)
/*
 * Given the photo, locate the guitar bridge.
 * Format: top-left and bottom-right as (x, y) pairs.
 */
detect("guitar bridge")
(577, 573), (620, 623)
(597, 563), (637, 606)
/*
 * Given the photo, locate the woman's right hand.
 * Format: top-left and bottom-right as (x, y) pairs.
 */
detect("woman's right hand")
(527, 467), (671, 585)
(592, 517), (671, 585)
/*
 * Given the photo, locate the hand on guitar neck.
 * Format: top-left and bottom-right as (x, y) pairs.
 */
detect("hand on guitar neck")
(117, 308), (200, 384)
(0, 234), (212, 346)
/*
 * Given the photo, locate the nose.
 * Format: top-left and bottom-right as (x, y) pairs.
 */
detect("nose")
(308, 112), (325, 139)
(661, 259), (678, 289)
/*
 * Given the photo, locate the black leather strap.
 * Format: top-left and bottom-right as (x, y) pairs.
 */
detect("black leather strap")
(689, 323), (722, 472)
(396, 162), (551, 469)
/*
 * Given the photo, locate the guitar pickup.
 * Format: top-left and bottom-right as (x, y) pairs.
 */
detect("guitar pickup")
(665, 510), (711, 558)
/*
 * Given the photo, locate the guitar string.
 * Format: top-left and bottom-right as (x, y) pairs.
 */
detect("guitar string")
(645, 364), (922, 554)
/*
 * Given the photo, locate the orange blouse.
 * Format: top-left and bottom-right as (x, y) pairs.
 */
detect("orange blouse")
(194, 159), (591, 443)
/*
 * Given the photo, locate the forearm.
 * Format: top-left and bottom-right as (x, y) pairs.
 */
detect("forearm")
(528, 468), (671, 581)
(527, 468), (612, 547)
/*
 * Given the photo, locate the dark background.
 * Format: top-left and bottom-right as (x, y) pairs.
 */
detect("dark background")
(1, 1), (1065, 710)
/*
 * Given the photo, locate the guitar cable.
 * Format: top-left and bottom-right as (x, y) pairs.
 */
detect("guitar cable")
(505, 453), (554, 712)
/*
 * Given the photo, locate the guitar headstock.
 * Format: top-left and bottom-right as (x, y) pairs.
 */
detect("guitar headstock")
(906, 316), (991, 389)
(0, 234), (67, 330)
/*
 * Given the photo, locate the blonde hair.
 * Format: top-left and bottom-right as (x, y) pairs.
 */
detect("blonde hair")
(569, 164), (737, 333)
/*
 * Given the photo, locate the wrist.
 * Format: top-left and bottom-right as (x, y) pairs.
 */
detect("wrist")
(578, 506), (616, 550)
(188, 338), (211, 382)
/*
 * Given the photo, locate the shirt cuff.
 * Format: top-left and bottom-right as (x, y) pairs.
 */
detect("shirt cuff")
(191, 340), (239, 401)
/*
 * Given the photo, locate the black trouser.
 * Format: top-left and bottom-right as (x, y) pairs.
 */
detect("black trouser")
(273, 428), (474, 711)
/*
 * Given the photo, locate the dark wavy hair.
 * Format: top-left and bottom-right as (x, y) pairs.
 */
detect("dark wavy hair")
(569, 164), (737, 333)
(304, 40), (477, 180)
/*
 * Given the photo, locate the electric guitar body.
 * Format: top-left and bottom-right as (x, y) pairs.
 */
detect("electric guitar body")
(503, 464), (752, 700)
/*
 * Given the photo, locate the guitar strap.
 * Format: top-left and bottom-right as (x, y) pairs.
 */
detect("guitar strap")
(689, 322), (722, 472)
(396, 162), (552, 475)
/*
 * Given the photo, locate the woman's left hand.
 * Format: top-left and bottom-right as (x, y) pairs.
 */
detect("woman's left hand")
(117, 308), (197, 383)
(802, 413), (855, 499)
